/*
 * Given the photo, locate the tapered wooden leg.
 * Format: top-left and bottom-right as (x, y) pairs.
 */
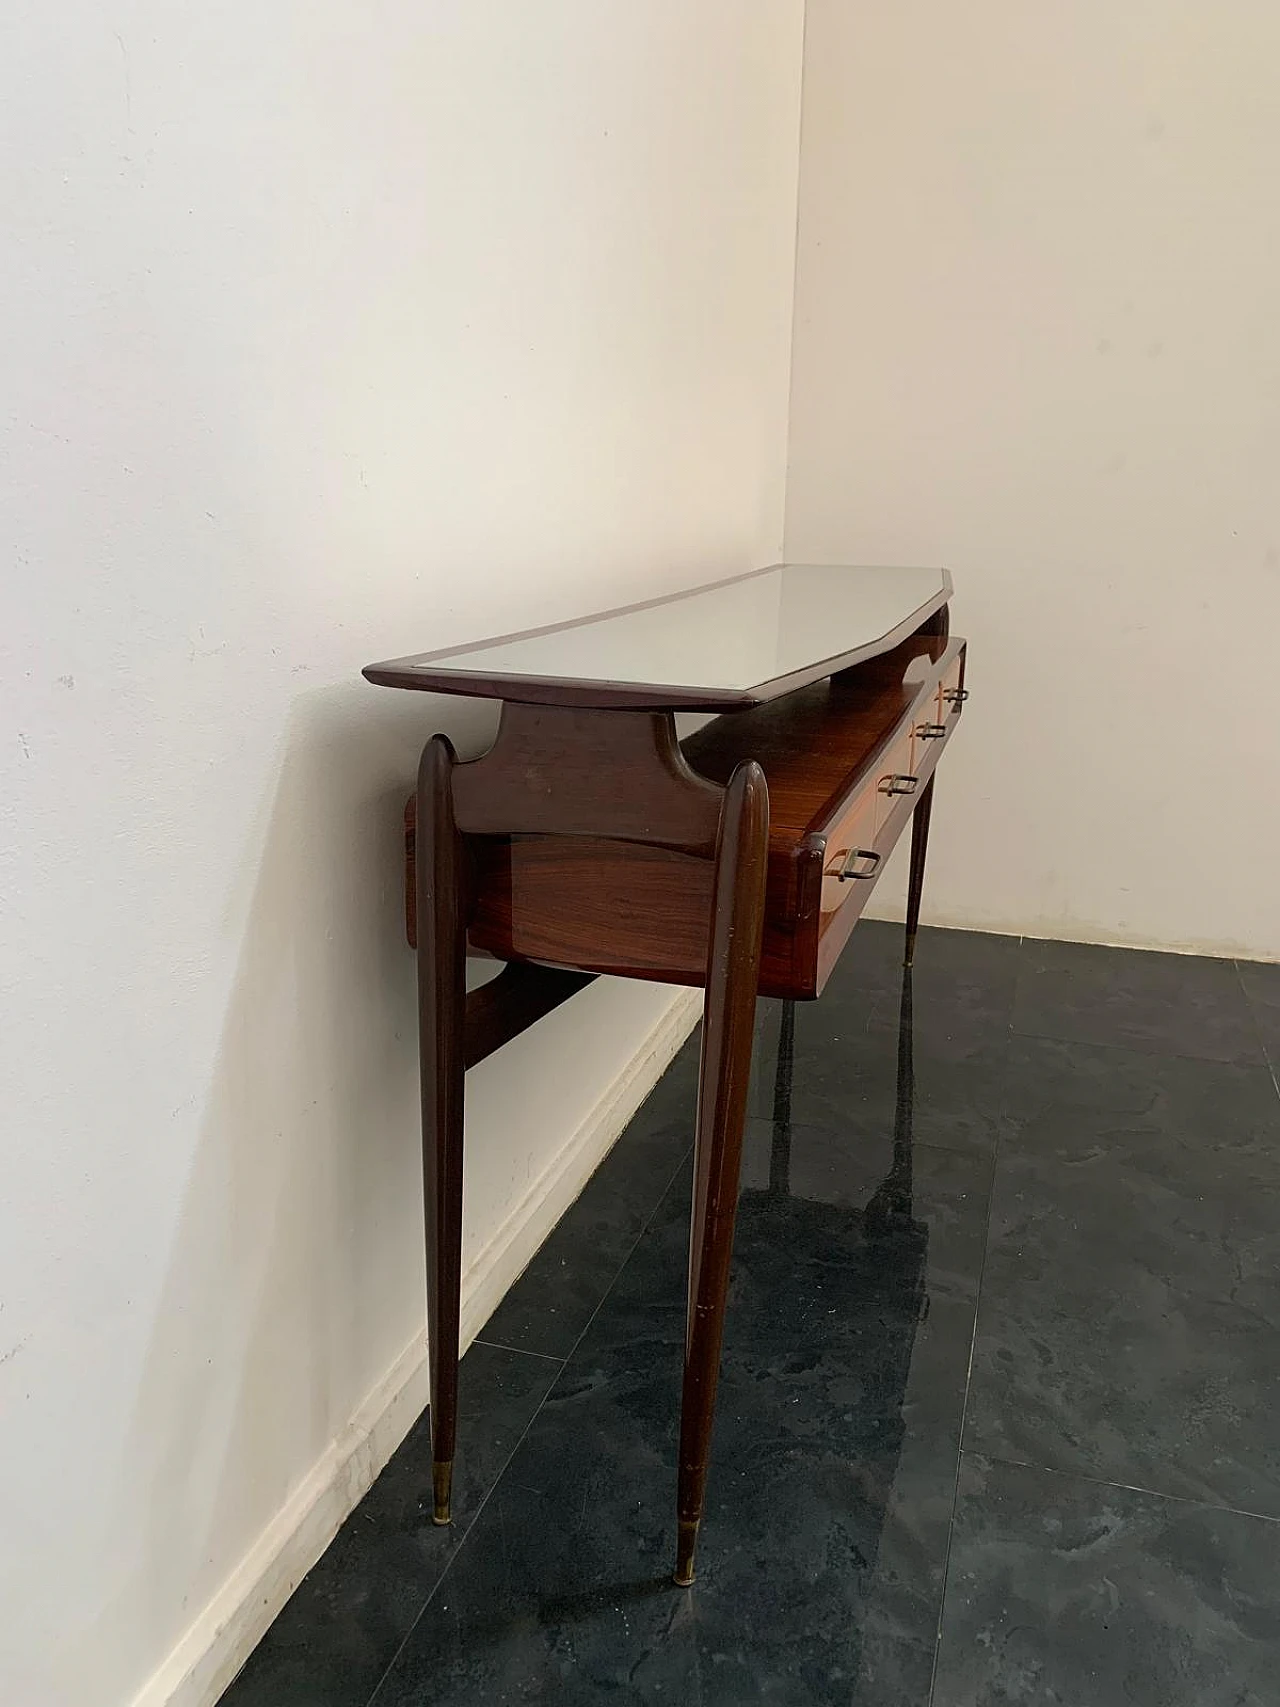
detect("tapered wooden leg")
(416, 735), (468, 1525)
(904, 774), (935, 968)
(675, 761), (770, 1585)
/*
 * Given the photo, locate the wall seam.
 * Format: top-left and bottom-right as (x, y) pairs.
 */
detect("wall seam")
(780, 0), (812, 560)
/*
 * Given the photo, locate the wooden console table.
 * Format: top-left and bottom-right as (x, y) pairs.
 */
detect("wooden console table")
(364, 563), (967, 1585)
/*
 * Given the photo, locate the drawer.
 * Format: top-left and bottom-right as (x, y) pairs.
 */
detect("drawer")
(911, 704), (948, 771)
(819, 783), (879, 916)
(910, 650), (966, 768)
(804, 635), (967, 996)
(938, 652), (967, 722)
(873, 729), (919, 834)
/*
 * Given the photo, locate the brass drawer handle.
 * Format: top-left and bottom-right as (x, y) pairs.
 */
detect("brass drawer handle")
(943, 688), (969, 705)
(879, 773), (919, 796)
(834, 847), (881, 882)
(915, 722), (947, 739)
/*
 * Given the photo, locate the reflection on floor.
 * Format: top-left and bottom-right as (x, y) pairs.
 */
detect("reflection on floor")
(221, 923), (1280, 1707)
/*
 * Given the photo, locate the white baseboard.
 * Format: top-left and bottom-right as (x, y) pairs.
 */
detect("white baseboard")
(130, 987), (701, 1707)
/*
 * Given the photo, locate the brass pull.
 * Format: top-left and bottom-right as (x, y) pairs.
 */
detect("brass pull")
(915, 722), (947, 739)
(878, 773), (919, 796)
(943, 688), (969, 705)
(835, 847), (881, 882)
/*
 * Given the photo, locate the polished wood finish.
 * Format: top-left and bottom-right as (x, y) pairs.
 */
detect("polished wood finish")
(453, 704), (722, 850)
(921, 601), (950, 641)
(467, 835), (715, 984)
(675, 761), (770, 1585)
(369, 589), (967, 1583)
(415, 737), (469, 1526)
(403, 631), (965, 999)
(689, 632), (965, 996)
(687, 632), (954, 827)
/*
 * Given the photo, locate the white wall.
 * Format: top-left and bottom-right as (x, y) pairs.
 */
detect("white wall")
(0, 4), (804, 1703)
(786, 0), (1280, 958)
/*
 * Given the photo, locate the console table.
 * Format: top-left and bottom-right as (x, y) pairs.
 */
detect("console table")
(363, 563), (967, 1585)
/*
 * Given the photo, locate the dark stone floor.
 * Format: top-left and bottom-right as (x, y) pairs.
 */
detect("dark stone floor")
(220, 924), (1280, 1706)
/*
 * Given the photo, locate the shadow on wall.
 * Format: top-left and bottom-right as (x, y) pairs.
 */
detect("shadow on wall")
(73, 683), (498, 1700)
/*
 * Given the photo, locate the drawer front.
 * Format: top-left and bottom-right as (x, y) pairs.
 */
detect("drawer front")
(941, 653), (967, 721)
(911, 703), (949, 771)
(811, 636), (967, 994)
(874, 730), (920, 834)
(820, 784), (879, 915)
(820, 652), (962, 926)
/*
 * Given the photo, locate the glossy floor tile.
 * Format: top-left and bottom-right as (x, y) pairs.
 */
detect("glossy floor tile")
(373, 1134), (989, 1707)
(220, 1342), (562, 1707)
(964, 1038), (1280, 1514)
(933, 1456), (1280, 1707)
(749, 924), (1017, 1161)
(1013, 936), (1266, 1064)
(218, 926), (1280, 1707)
(479, 1093), (694, 1358)
(1237, 957), (1280, 1074)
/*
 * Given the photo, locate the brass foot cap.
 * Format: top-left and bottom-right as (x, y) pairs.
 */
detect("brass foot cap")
(432, 1460), (454, 1527)
(673, 1518), (700, 1587)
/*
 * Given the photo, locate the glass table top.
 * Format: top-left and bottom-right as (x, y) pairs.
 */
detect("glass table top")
(364, 563), (951, 710)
